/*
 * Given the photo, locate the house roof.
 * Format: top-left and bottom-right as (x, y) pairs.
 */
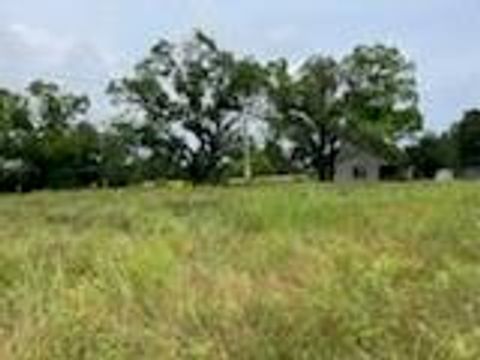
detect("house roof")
(336, 127), (406, 166)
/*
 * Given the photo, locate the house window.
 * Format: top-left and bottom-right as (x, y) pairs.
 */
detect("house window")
(353, 165), (368, 180)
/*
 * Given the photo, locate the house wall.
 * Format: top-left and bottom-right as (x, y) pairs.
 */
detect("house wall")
(334, 151), (386, 182)
(435, 168), (455, 182)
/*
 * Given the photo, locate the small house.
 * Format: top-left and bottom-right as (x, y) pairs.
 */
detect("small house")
(334, 138), (406, 182)
(435, 168), (455, 182)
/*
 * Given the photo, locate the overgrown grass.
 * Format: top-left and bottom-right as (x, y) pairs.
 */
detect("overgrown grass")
(1, 182), (480, 359)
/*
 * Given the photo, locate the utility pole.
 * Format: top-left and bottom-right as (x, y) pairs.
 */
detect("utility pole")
(242, 111), (252, 183)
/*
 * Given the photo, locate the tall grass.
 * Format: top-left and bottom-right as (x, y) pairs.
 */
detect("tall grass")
(1, 182), (480, 359)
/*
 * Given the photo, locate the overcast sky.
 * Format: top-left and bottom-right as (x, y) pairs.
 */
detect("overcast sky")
(1, 0), (479, 130)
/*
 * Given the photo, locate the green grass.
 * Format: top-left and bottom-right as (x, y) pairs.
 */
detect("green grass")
(1, 182), (480, 359)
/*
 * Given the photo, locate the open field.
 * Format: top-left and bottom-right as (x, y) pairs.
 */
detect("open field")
(1, 182), (480, 359)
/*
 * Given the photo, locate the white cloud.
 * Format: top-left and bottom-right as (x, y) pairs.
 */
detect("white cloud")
(0, 23), (117, 119)
(0, 0), (479, 129)
(0, 23), (70, 73)
(0, 23), (115, 86)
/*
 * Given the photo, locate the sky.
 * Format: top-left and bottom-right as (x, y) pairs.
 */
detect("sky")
(0, 0), (479, 131)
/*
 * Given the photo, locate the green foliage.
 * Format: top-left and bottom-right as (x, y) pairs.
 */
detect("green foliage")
(406, 132), (456, 178)
(3, 31), (473, 190)
(0, 82), (138, 191)
(28, 80), (90, 133)
(0, 89), (32, 157)
(0, 89), (35, 191)
(341, 44), (423, 142)
(451, 109), (480, 169)
(266, 45), (423, 181)
(24, 82), (99, 189)
(109, 31), (266, 184)
(267, 56), (342, 180)
(407, 108), (480, 178)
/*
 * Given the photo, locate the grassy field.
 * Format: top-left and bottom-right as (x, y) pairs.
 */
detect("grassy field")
(1, 182), (480, 359)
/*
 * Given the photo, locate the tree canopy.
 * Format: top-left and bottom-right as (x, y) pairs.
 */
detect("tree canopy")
(267, 56), (343, 180)
(13, 30), (480, 191)
(266, 45), (423, 180)
(341, 45), (423, 142)
(109, 31), (266, 183)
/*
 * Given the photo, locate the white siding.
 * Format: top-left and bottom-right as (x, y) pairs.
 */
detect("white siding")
(334, 147), (387, 182)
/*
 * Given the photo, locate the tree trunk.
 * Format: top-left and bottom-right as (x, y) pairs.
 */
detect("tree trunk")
(316, 126), (327, 181)
(317, 167), (326, 181)
(328, 135), (338, 181)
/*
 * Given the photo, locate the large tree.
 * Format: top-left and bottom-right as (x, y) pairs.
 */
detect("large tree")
(109, 31), (265, 183)
(267, 56), (342, 180)
(267, 45), (422, 181)
(341, 44), (423, 142)
(25, 81), (95, 188)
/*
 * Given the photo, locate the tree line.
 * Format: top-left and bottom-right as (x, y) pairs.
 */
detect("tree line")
(0, 30), (478, 191)
(406, 109), (480, 179)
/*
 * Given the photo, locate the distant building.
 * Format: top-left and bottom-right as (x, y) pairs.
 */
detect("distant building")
(460, 167), (480, 180)
(435, 168), (455, 182)
(334, 139), (406, 182)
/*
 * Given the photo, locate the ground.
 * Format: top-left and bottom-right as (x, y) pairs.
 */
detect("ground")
(1, 182), (480, 359)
